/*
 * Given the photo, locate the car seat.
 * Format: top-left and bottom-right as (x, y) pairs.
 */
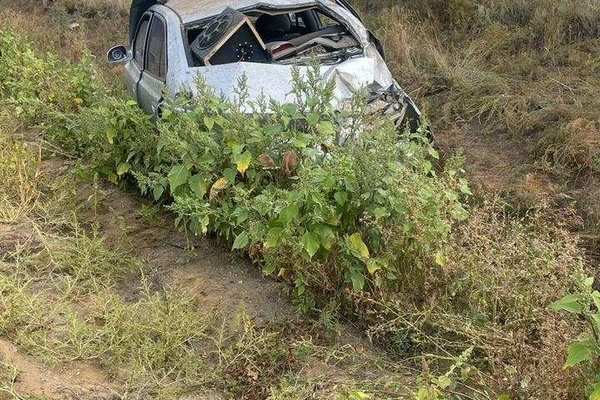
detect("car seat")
(255, 14), (301, 42)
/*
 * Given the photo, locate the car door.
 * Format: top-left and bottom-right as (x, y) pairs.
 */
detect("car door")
(137, 13), (167, 115)
(126, 13), (151, 100)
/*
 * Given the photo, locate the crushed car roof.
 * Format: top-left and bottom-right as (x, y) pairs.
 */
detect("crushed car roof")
(163, 0), (341, 23)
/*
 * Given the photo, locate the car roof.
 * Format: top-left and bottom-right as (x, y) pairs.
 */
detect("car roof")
(163, 0), (336, 24)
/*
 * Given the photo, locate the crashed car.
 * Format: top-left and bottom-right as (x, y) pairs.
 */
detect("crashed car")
(107, 0), (421, 131)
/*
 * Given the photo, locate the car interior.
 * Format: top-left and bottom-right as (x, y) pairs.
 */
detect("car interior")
(185, 7), (361, 67)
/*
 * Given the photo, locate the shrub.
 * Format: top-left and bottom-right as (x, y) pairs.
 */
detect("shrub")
(0, 31), (101, 127)
(552, 275), (600, 399)
(112, 76), (465, 315)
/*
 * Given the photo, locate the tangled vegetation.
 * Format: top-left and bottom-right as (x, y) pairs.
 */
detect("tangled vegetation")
(1, 0), (598, 396)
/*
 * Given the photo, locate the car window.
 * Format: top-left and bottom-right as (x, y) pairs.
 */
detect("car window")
(145, 16), (167, 80)
(134, 15), (151, 67)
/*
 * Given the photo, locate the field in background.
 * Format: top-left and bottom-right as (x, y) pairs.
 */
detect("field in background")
(1, 0), (599, 399)
(355, 0), (600, 254)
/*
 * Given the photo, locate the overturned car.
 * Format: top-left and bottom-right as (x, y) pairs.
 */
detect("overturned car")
(108, 0), (421, 131)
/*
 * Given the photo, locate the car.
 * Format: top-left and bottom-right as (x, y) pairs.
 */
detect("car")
(107, 0), (421, 131)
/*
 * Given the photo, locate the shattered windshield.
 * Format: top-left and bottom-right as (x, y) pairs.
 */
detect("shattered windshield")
(185, 6), (361, 67)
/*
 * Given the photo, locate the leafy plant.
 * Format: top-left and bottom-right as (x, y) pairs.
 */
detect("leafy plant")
(414, 347), (473, 400)
(552, 275), (600, 399)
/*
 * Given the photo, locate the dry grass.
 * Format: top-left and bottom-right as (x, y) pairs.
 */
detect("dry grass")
(356, 0), (600, 248)
(352, 2), (598, 396)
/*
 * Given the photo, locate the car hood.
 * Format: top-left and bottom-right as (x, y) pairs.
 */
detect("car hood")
(173, 46), (396, 108)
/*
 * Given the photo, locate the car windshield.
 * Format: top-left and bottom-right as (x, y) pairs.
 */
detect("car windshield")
(185, 6), (361, 67)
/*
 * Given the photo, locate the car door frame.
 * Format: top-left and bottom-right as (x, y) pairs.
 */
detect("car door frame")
(126, 11), (152, 101)
(137, 11), (168, 115)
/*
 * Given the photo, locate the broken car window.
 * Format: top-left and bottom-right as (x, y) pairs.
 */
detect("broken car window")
(185, 7), (360, 67)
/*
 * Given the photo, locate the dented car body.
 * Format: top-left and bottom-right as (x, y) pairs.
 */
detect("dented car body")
(108, 0), (421, 130)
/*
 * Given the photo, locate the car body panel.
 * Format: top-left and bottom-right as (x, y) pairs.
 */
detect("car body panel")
(170, 43), (396, 108)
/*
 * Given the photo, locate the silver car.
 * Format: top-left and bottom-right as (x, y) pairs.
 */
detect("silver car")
(108, 0), (421, 130)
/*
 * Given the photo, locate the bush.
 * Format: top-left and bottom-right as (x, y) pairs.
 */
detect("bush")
(127, 75), (468, 314)
(0, 31), (101, 127)
(2, 29), (467, 316)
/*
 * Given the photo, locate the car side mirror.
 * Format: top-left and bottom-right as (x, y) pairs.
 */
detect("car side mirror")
(107, 45), (131, 64)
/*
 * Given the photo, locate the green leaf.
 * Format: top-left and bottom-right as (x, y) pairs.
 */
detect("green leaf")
(347, 233), (370, 262)
(372, 207), (388, 219)
(314, 224), (335, 251)
(434, 252), (447, 267)
(436, 375), (452, 389)
(307, 112), (319, 126)
(223, 168), (237, 185)
(232, 232), (250, 250)
(106, 127), (117, 145)
(152, 184), (165, 201)
(317, 121), (335, 136)
(204, 116), (215, 130)
(168, 164), (191, 192)
(584, 277), (595, 288)
(550, 294), (585, 314)
(459, 178), (472, 195)
(278, 204), (299, 225)
(188, 174), (208, 198)
(282, 103), (298, 116)
(235, 151), (252, 175)
(366, 258), (385, 275)
(350, 269), (365, 291)
(428, 146), (440, 160)
(334, 191), (348, 206)
(565, 339), (596, 368)
(302, 231), (320, 259)
(116, 162), (130, 176)
(264, 227), (283, 249)
(233, 207), (249, 224)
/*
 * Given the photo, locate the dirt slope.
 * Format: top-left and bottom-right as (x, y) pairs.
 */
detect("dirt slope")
(93, 183), (297, 324)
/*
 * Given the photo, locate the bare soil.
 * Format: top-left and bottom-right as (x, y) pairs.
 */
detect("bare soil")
(92, 183), (298, 324)
(0, 339), (117, 400)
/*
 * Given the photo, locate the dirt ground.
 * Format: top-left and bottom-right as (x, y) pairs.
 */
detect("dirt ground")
(0, 338), (118, 400)
(92, 184), (297, 325)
